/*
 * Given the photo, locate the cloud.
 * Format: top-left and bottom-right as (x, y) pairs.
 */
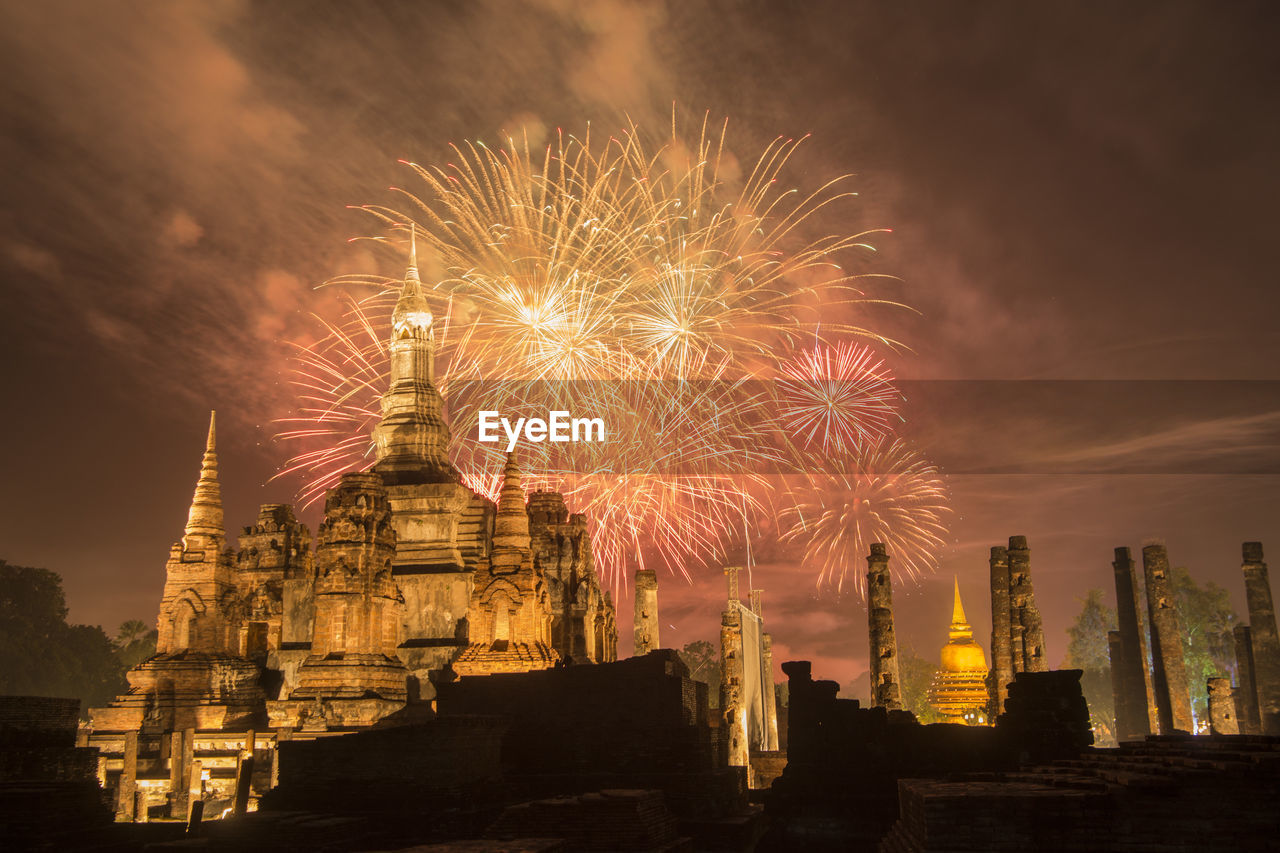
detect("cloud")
(4, 241), (60, 280)
(535, 0), (672, 111)
(159, 210), (204, 249)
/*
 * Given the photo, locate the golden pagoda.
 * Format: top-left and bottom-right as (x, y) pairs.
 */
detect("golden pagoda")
(927, 578), (991, 725)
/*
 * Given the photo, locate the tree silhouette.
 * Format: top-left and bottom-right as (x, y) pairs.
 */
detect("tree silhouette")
(1065, 588), (1117, 745)
(0, 560), (125, 712)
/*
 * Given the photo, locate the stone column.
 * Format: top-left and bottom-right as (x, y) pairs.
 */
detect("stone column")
(1207, 677), (1239, 734)
(116, 730), (138, 821)
(1107, 631), (1131, 741)
(1112, 546), (1155, 736)
(719, 596), (747, 769)
(188, 758), (204, 821)
(866, 543), (902, 710)
(1233, 624), (1262, 735)
(1143, 544), (1193, 733)
(1241, 542), (1280, 734)
(1008, 536), (1047, 672)
(762, 632), (779, 751)
(988, 545), (1013, 716)
(167, 729), (186, 819)
(633, 568), (659, 656)
(233, 751), (254, 816)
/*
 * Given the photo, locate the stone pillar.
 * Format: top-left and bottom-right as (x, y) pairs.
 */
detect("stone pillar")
(1241, 542), (1280, 734)
(233, 729), (256, 816)
(272, 729), (290, 787)
(1207, 677), (1239, 735)
(1233, 624), (1262, 734)
(1008, 536), (1047, 672)
(187, 758), (203, 821)
(633, 569), (660, 656)
(866, 543), (902, 710)
(116, 730), (138, 821)
(719, 574), (747, 769)
(233, 751), (254, 816)
(762, 632), (779, 751)
(1143, 544), (1193, 733)
(988, 545), (1013, 716)
(1107, 631), (1131, 741)
(1112, 546), (1155, 736)
(167, 729), (186, 819)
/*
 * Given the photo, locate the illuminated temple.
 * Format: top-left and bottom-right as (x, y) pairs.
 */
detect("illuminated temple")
(86, 242), (618, 818)
(927, 578), (990, 724)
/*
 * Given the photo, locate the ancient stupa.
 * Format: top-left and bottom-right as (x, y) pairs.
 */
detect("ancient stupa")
(927, 578), (991, 724)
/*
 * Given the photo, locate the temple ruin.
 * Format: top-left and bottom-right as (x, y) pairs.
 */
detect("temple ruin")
(1142, 542), (1193, 733)
(718, 567), (780, 784)
(633, 568), (660, 656)
(1111, 546), (1155, 738)
(985, 535), (1048, 717)
(1241, 541), (1280, 734)
(927, 578), (990, 724)
(85, 242), (618, 818)
(866, 543), (903, 710)
(1233, 623), (1262, 734)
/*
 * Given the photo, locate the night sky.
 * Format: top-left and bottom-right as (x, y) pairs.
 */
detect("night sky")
(2, 1), (1278, 691)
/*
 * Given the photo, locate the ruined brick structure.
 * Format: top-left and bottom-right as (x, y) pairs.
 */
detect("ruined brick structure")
(528, 490), (617, 664)
(1241, 541), (1280, 734)
(986, 546), (1014, 716)
(866, 543), (903, 710)
(720, 567), (748, 770)
(1142, 542), (1193, 733)
(0, 697), (111, 848)
(89, 414), (267, 735)
(1107, 630), (1130, 740)
(986, 536), (1049, 718)
(1006, 535), (1047, 673)
(719, 568), (779, 784)
(1207, 677), (1239, 734)
(1111, 546), (1155, 738)
(633, 568), (660, 656)
(87, 240), (618, 818)
(754, 590), (780, 752)
(268, 472), (409, 728)
(454, 455), (559, 675)
(1233, 623), (1262, 734)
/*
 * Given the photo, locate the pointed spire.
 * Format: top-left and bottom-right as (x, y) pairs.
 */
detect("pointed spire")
(493, 451), (530, 548)
(183, 410), (224, 546)
(502, 450), (520, 485)
(404, 222), (422, 294)
(498, 452), (525, 514)
(949, 576), (973, 641)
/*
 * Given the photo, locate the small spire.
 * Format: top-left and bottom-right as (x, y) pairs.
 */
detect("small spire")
(948, 576), (973, 642)
(951, 576), (967, 626)
(493, 451), (530, 547)
(404, 223), (421, 292)
(184, 410), (224, 545)
(502, 451), (521, 485)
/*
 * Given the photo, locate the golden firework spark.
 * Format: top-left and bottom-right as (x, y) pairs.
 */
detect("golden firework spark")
(276, 116), (925, 586)
(778, 438), (951, 597)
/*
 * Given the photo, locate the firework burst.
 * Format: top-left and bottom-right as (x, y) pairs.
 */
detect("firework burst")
(775, 340), (902, 455)
(276, 116), (922, 586)
(778, 438), (951, 597)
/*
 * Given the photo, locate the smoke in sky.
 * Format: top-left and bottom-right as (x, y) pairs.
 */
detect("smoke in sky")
(1, 1), (1277, 669)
